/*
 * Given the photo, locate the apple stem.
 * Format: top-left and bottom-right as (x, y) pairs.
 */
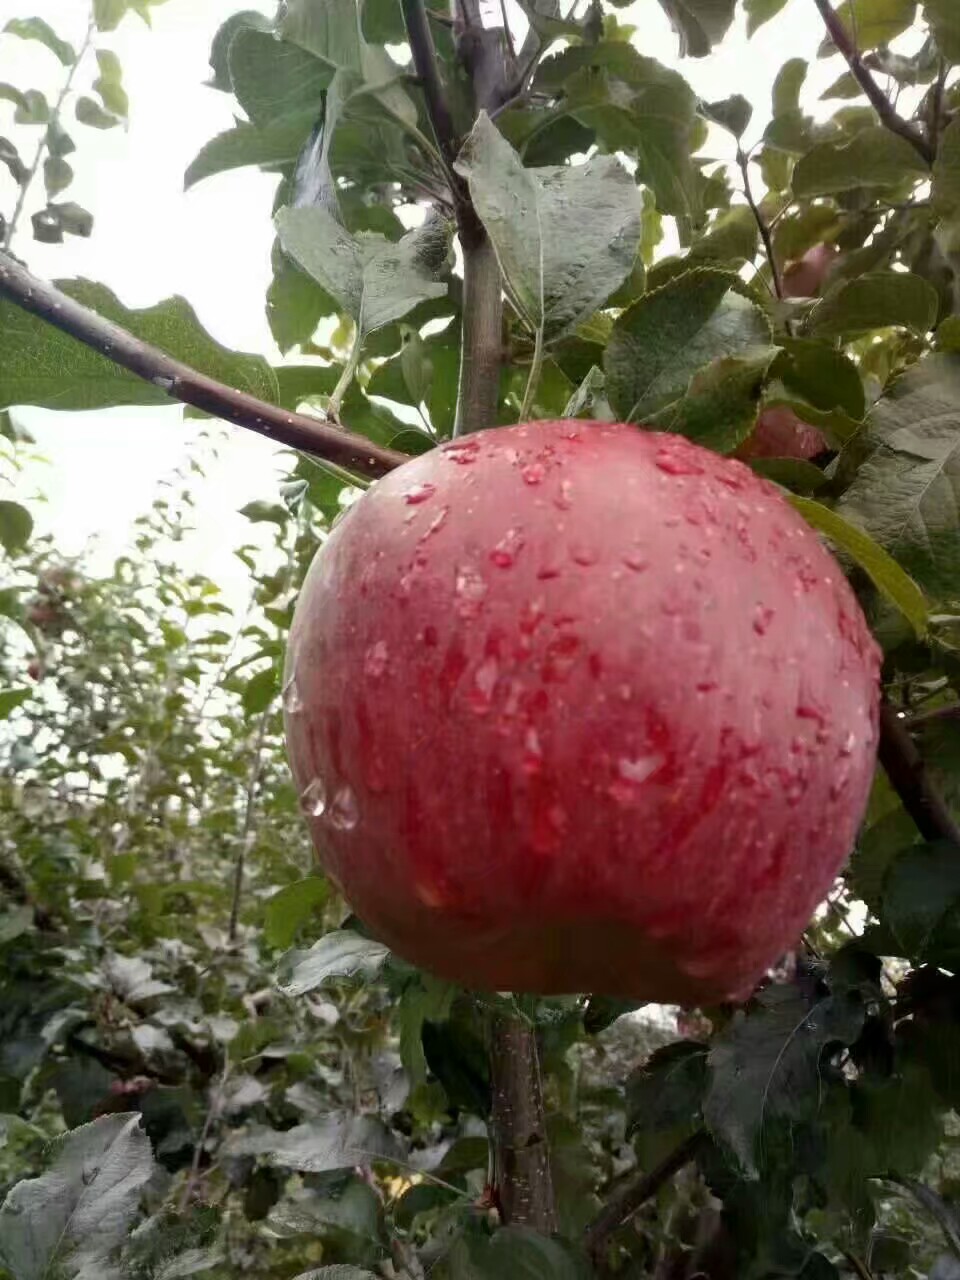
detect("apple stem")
(488, 1010), (557, 1231)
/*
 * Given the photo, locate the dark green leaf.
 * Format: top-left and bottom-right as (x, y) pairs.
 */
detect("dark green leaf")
(926, 0), (960, 59)
(0, 501), (33, 553)
(793, 127), (929, 196)
(882, 841), (960, 965)
(0, 282), (278, 411)
(626, 1041), (708, 1136)
(184, 110), (316, 188)
(454, 114), (641, 341)
(242, 666), (277, 715)
(0, 688), (30, 720)
(264, 878), (330, 949)
(657, 0), (736, 56)
(700, 94), (752, 139)
(810, 271), (938, 339)
(229, 27), (330, 127)
(440, 1225), (592, 1279)
(933, 117), (960, 216)
(744, 0), (788, 36)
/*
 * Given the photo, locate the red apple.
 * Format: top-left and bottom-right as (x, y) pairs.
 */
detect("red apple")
(284, 423), (880, 1004)
(737, 406), (827, 461)
(783, 243), (838, 299)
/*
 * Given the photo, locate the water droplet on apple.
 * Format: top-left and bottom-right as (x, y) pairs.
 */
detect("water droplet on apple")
(364, 640), (389, 679)
(300, 777), (327, 818)
(569, 542), (598, 567)
(522, 727), (543, 774)
(839, 731), (857, 757)
(490, 527), (525, 569)
(468, 655), (499, 714)
(454, 565), (487, 618)
(420, 506), (449, 540)
(655, 447), (704, 477)
(522, 461), (546, 486)
(282, 672), (303, 715)
(622, 550), (649, 572)
(608, 754), (664, 805)
(753, 605), (775, 636)
(554, 479), (573, 510)
(404, 482), (436, 505)
(328, 784), (359, 830)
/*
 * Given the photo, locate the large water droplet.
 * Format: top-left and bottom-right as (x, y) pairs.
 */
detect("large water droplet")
(608, 754), (664, 806)
(622, 550), (649, 572)
(522, 727), (543, 774)
(444, 440), (480, 466)
(300, 777), (327, 818)
(282, 672), (303, 715)
(522, 461), (546, 486)
(364, 640), (389, 679)
(468, 655), (499, 714)
(490, 527), (525, 569)
(328, 784), (359, 831)
(404, 482), (436, 505)
(655, 447), (704, 477)
(455, 565), (487, 619)
(569, 543), (598, 567)
(554, 479), (573, 511)
(839, 731), (857, 757)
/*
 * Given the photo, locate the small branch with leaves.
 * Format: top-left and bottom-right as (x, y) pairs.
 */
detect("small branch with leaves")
(811, 0), (934, 164)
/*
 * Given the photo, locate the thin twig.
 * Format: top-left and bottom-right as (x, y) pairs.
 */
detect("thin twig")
(3, 17), (95, 252)
(811, 0), (934, 164)
(584, 1131), (708, 1262)
(878, 701), (960, 848)
(178, 1062), (230, 1212)
(228, 711), (270, 942)
(843, 1252), (875, 1280)
(0, 252), (407, 478)
(738, 147), (783, 300)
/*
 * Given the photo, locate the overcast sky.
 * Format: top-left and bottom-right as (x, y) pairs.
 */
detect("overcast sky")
(1, 0), (864, 594)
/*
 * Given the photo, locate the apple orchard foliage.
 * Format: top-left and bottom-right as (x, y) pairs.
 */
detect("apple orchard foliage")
(1, 0), (960, 1277)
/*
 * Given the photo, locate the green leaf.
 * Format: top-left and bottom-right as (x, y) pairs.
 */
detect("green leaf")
(229, 26), (330, 126)
(700, 94), (752, 139)
(820, 0), (917, 54)
(267, 242), (338, 355)
(653, 348), (779, 452)
(789, 497), (927, 636)
(793, 127), (929, 196)
(242, 666), (277, 716)
(454, 114), (641, 342)
(0, 501), (33, 553)
(0, 282), (278, 412)
(441, 1225), (592, 1280)
(278, 930), (390, 996)
(835, 354), (960, 599)
(264, 878), (330, 949)
(810, 271), (938, 340)
(397, 973), (457, 1087)
(290, 1268), (378, 1280)
(882, 841), (960, 966)
(744, 0), (788, 36)
(773, 57), (807, 117)
(75, 95), (119, 129)
(12, 89), (49, 125)
(227, 1113), (402, 1172)
(772, 339), (866, 422)
(626, 1041), (708, 1136)
(268, 1178), (382, 1251)
(0, 688), (30, 720)
(534, 44), (701, 218)
(604, 267), (772, 424)
(0, 1113), (155, 1280)
(926, 0), (960, 59)
(43, 154), (72, 197)
(0, 904), (33, 943)
(656, 0), (736, 57)
(275, 207), (449, 341)
(94, 0), (129, 32)
(704, 983), (866, 1174)
(184, 110), (316, 188)
(933, 117), (960, 217)
(3, 18), (75, 65)
(93, 49), (128, 119)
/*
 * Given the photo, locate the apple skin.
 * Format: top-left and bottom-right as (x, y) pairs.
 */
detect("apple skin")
(783, 243), (838, 299)
(737, 406), (827, 462)
(284, 422), (880, 1004)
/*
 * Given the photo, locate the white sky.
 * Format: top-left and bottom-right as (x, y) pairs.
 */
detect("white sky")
(1, 0), (858, 595)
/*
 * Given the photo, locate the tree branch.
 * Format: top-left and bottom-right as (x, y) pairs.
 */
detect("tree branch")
(488, 1011), (556, 1231)
(811, 0), (934, 164)
(738, 148), (783, 300)
(0, 253), (407, 479)
(584, 1131), (708, 1263)
(401, 0), (460, 170)
(879, 701), (960, 848)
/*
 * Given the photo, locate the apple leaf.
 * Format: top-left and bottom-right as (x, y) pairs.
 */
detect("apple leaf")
(0, 688), (30, 720)
(933, 117), (960, 217)
(184, 110), (316, 188)
(789, 496), (928, 637)
(226, 1113), (402, 1172)
(926, 0), (960, 59)
(278, 929), (391, 996)
(793, 127), (929, 196)
(454, 114), (642, 343)
(810, 271), (938, 340)
(626, 1041), (708, 1136)
(3, 17), (75, 65)
(656, 0), (736, 57)
(290, 1269), (378, 1280)
(0, 1113), (155, 1280)
(274, 207), (449, 341)
(818, 0), (917, 53)
(882, 842), (960, 967)
(744, 0), (788, 36)
(835, 354), (960, 600)
(0, 282), (278, 411)
(264, 878), (330, 949)
(704, 982), (866, 1174)
(0, 501), (33, 553)
(227, 26), (330, 126)
(441, 1225), (591, 1279)
(604, 267), (772, 425)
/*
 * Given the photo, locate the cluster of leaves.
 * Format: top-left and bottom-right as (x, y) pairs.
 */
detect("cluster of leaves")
(3, 0), (960, 1277)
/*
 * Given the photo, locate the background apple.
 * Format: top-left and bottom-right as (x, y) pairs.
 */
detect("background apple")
(284, 422), (880, 1005)
(737, 406), (828, 461)
(783, 243), (839, 298)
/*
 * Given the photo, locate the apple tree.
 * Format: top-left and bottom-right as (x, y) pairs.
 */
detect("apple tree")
(2, 0), (960, 1277)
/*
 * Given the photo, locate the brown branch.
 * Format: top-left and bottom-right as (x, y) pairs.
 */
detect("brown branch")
(811, 0), (934, 164)
(738, 147), (783, 300)
(0, 253), (408, 480)
(584, 1131), (708, 1263)
(488, 1011), (556, 1231)
(879, 700), (960, 847)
